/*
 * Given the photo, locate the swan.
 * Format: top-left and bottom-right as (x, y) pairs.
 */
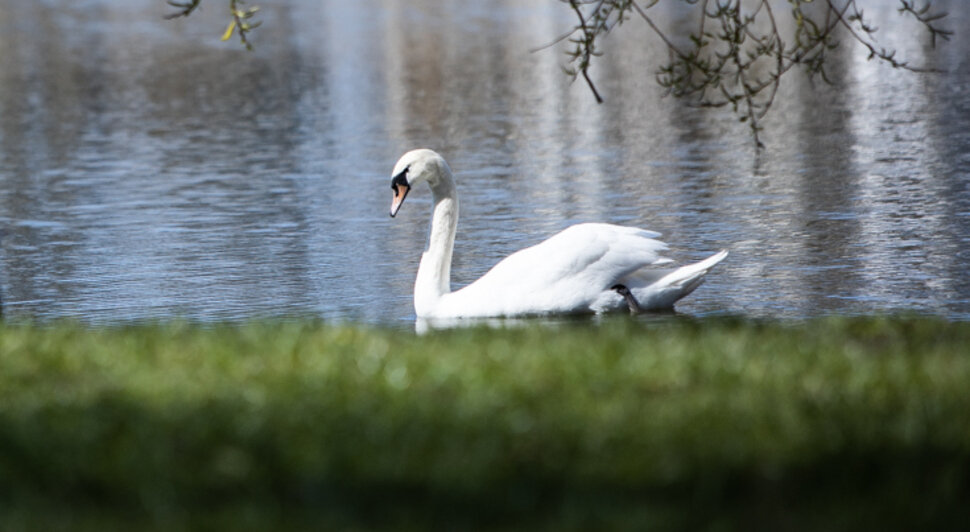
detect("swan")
(389, 149), (728, 319)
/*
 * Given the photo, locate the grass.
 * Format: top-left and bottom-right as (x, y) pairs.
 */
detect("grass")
(0, 316), (969, 530)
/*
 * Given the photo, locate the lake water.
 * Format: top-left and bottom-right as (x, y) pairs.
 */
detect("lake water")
(1, 0), (968, 325)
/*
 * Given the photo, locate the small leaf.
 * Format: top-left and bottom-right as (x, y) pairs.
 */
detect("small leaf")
(221, 20), (237, 41)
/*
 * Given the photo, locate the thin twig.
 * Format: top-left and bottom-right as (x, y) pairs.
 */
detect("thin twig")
(529, 27), (582, 53)
(630, 1), (687, 59)
(164, 0), (201, 20)
(569, 0), (605, 103)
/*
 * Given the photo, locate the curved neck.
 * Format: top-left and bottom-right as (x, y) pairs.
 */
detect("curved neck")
(414, 172), (459, 316)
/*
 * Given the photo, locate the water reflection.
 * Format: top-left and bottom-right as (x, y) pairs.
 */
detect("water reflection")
(0, 1), (968, 323)
(415, 310), (680, 335)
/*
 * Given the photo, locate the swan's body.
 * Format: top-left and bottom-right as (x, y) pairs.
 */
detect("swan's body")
(389, 149), (727, 319)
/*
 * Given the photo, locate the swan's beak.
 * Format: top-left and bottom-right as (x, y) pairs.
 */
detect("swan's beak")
(389, 169), (410, 218)
(390, 184), (409, 217)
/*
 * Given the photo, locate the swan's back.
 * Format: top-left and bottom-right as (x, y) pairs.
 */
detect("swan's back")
(435, 223), (671, 317)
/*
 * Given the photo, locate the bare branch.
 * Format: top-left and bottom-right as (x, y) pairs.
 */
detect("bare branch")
(164, 0), (201, 20)
(898, 0), (953, 47)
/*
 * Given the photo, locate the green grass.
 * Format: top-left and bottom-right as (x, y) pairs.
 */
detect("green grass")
(1, 316), (969, 530)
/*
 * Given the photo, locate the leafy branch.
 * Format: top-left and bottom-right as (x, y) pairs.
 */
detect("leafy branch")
(223, 0), (261, 50)
(164, 0), (261, 50)
(556, 0), (951, 148)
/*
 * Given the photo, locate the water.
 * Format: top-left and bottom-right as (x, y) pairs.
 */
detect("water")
(1, 0), (968, 324)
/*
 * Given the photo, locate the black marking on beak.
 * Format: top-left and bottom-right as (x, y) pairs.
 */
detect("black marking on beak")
(391, 167), (409, 190)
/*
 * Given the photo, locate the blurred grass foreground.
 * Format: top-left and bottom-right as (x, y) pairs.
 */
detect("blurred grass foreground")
(1, 317), (969, 530)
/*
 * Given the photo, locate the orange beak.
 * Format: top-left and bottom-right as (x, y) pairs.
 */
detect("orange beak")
(390, 182), (410, 217)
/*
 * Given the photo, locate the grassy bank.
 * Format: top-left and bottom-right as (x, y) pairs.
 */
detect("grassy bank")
(1, 317), (969, 530)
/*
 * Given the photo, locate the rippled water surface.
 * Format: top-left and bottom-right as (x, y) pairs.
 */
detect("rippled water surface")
(1, 1), (968, 324)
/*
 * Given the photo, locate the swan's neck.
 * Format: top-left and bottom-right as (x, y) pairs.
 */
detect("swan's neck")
(414, 176), (458, 317)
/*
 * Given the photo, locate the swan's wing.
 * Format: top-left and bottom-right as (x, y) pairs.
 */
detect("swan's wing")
(584, 249), (729, 313)
(622, 249), (729, 310)
(440, 223), (670, 316)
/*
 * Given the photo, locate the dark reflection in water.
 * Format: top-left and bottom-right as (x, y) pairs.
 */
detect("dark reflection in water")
(0, 0), (968, 324)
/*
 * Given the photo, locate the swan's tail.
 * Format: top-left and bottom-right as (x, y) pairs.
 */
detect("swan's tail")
(628, 249), (729, 310)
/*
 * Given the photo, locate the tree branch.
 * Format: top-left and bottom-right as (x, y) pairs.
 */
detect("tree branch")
(164, 0), (201, 20)
(556, 0), (951, 147)
(163, 0), (261, 49)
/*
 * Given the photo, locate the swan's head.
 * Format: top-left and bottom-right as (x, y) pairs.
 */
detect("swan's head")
(389, 149), (450, 217)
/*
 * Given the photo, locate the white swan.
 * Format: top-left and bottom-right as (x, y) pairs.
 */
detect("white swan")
(389, 149), (728, 319)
